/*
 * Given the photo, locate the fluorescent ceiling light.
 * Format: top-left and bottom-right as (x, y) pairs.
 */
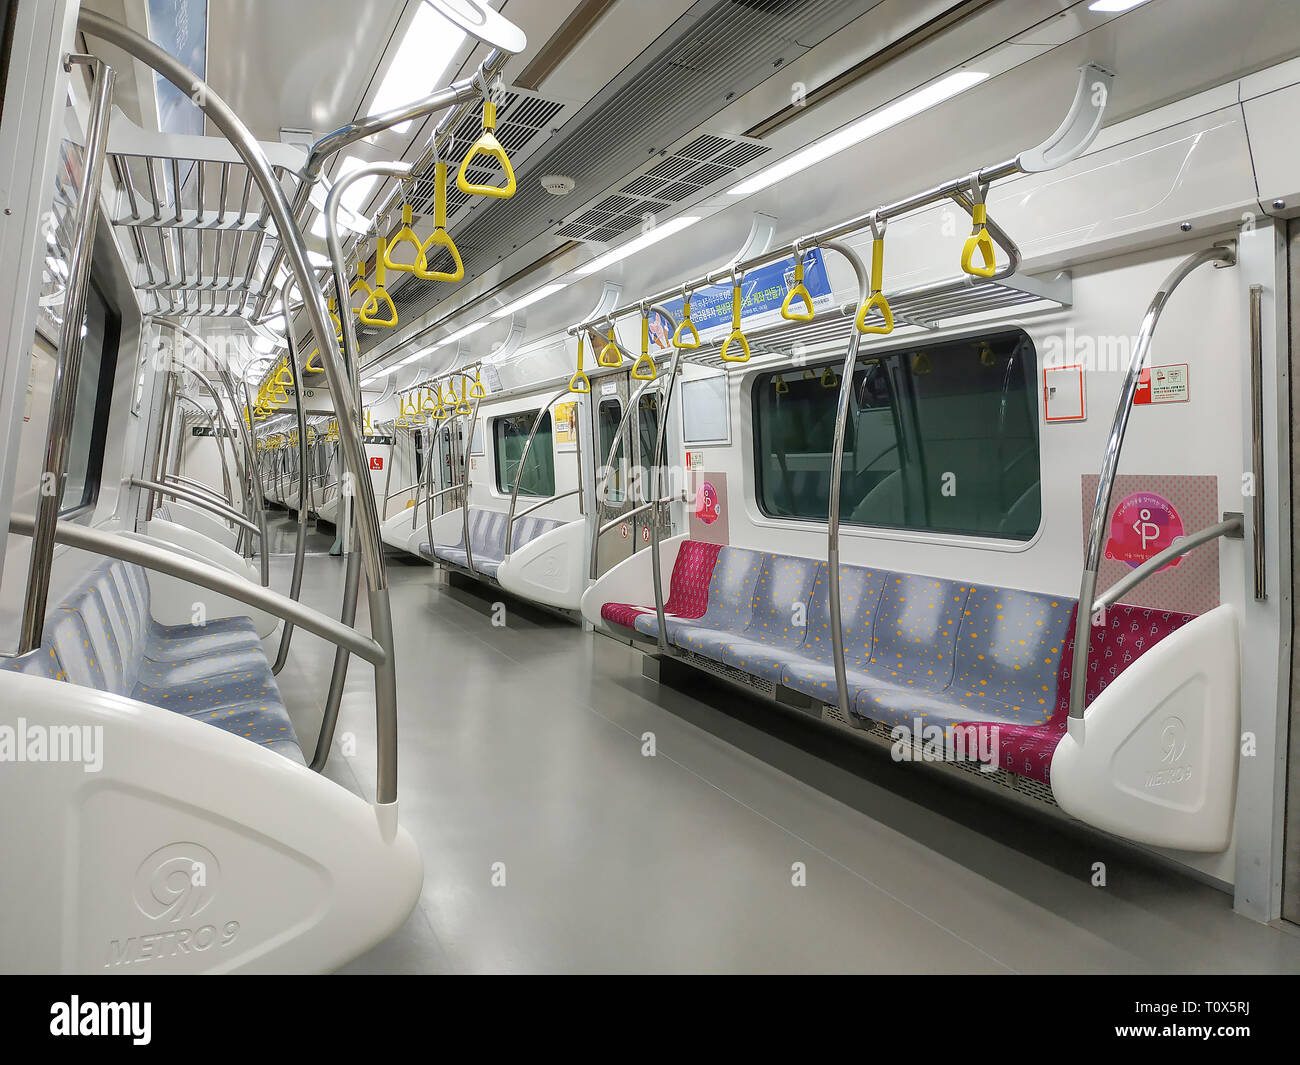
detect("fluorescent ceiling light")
(1088, 0), (1150, 10)
(398, 351), (424, 366)
(491, 282), (568, 318)
(433, 320), (488, 348)
(575, 216), (700, 277)
(307, 250), (331, 269)
(370, 1), (470, 135)
(727, 70), (989, 197)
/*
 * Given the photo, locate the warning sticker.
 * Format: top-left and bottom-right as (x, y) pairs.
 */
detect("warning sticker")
(1134, 363), (1189, 405)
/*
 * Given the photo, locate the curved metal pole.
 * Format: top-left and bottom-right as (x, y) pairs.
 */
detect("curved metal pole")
(588, 373), (661, 580)
(80, 9), (400, 804)
(9, 514), (383, 665)
(311, 162), (410, 776)
(462, 394), (483, 573)
(645, 305), (680, 654)
(821, 239), (871, 726)
(273, 275), (311, 674)
(128, 476), (261, 534)
(170, 394), (235, 510)
(1069, 243), (1235, 722)
(1092, 516), (1242, 615)
(177, 367), (245, 514)
(152, 319), (270, 585)
(505, 385), (571, 555)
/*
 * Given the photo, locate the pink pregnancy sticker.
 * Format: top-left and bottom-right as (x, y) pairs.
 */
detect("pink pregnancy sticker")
(1105, 491), (1185, 571)
(696, 480), (720, 526)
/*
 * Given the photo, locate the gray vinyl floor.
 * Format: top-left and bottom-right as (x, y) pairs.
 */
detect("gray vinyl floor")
(262, 514), (1300, 974)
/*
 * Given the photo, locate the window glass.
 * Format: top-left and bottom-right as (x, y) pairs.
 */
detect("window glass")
(60, 280), (120, 513)
(597, 397), (624, 504)
(752, 329), (1040, 539)
(493, 410), (555, 496)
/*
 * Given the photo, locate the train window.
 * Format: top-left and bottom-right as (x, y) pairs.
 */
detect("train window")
(638, 392), (660, 470)
(493, 409), (555, 496)
(597, 397), (624, 504)
(752, 328), (1040, 540)
(60, 279), (121, 514)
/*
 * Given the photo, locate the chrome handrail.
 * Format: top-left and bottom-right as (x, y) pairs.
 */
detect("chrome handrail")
(1069, 243), (1236, 721)
(587, 374), (661, 581)
(822, 239), (872, 725)
(17, 54), (115, 654)
(8, 514), (383, 665)
(505, 385), (576, 555)
(511, 487), (580, 524)
(311, 161), (410, 777)
(129, 476), (260, 534)
(273, 274), (311, 675)
(1091, 515), (1243, 615)
(79, 9), (400, 801)
(598, 495), (678, 535)
(644, 304), (680, 653)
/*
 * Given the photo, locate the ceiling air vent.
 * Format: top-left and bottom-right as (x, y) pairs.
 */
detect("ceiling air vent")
(554, 132), (769, 244)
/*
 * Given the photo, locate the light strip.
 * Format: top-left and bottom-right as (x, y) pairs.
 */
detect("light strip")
(1088, 0), (1150, 10)
(727, 70), (988, 197)
(370, 1), (470, 135)
(491, 281), (568, 318)
(574, 215), (700, 277)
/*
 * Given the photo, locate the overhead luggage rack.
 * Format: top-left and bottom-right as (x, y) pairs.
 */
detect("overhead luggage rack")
(677, 269), (1073, 371)
(105, 113), (307, 317)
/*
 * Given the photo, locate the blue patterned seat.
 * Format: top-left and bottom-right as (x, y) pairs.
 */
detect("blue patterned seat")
(431, 508), (566, 578)
(615, 541), (1078, 737)
(5, 558), (303, 763)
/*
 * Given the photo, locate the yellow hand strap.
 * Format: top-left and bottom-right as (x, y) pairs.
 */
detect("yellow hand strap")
(672, 295), (701, 349)
(350, 260), (374, 316)
(457, 100), (516, 199)
(304, 349), (324, 373)
(821, 366), (838, 389)
(469, 370), (486, 399)
(857, 233), (894, 335)
(360, 238), (399, 326)
(415, 162), (465, 282)
(568, 335), (591, 394)
(774, 374), (789, 395)
(597, 327), (622, 368)
(383, 202), (425, 274)
(631, 311), (656, 380)
(780, 254), (814, 322)
(719, 278), (750, 363)
(961, 201), (997, 278)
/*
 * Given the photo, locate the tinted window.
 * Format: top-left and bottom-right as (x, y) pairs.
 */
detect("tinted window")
(753, 329), (1040, 539)
(61, 280), (120, 513)
(493, 410), (555, 496)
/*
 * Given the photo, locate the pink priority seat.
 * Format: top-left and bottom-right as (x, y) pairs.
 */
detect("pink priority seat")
(954, 602), (1197, 783)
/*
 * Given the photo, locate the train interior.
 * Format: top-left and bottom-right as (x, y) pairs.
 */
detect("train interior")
(3, 0), (1300, 978)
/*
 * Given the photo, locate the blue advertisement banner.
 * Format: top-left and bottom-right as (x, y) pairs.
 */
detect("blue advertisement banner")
(654, 247), (833, 343)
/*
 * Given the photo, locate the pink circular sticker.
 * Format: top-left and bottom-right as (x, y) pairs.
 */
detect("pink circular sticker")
(696, 480), (720, 526)
(1105, 491), (1184, 571)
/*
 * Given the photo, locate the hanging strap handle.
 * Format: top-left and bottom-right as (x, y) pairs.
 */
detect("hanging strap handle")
(960, 174), (997, 278)
(857, 214), (894, 334)
(383, 199), (425, 274)
(632, 305), (657, 380)
(457, 87), (517, 200)
(780, 243), (815, 322)
(597, 323), (622, 367)
(719, 269), (751, 363)
(361, 236), (399, 327)
(672, 284), (701, 348)
(416, 161), (465, 282)
(568, 334), (591, 394)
